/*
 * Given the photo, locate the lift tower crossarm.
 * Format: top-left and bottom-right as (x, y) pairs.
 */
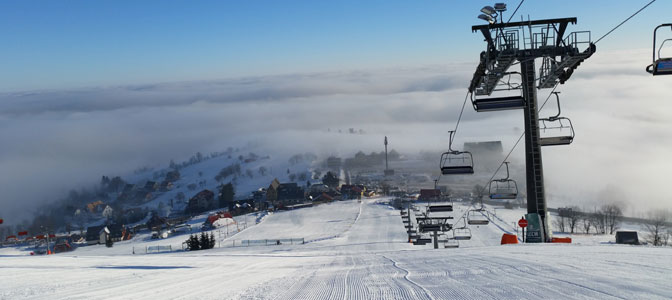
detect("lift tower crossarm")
(471, 18), (577, 32)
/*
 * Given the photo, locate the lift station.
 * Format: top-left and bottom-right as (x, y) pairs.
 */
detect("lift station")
(468, 7), (595, 242)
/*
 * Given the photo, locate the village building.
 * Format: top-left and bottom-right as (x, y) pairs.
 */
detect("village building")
(266, 179), (280, 203)
(277, 183), (305, 204)
(186, 189), (216, 214)
(419, 189), (441, 201)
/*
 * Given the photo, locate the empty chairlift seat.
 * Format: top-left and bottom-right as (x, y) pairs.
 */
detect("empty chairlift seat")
(419, 223), (442, 233)
(539, 93), (574, 146)
(489, 180), (518, 200)
(444, 238), (459, 248)
(440, 151), (474, 175)
(413, 238), (432, 245)
(453, 228), (472, 240)
(467, 209), (490, 225)
(651, 58), (672, 75)
(489, 162), (518, 200)
(440, 130), (475, 175)
(428, 205), (453, 212)
(539, 117), (574, 146)
(472, 95), (525, 112)
(646, 24), (672, 76)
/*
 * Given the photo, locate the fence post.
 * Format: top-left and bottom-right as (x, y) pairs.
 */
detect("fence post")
(145, 246), (148, 254)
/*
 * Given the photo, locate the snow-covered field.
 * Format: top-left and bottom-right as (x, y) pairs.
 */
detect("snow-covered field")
(2, 198), (671, 299)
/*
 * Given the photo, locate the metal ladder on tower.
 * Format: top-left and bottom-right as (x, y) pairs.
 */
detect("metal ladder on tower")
(477, 50), (517, 95)
(523, 63), (546, 216)
(538, 44), (596, 88)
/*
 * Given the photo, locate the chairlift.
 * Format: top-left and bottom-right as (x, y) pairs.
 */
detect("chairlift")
(444, 238), (459, 248)
(471, 81), (525, 112)
(489, 162), (518, 200)
(413, 238), (432, 245)
(419, 223), (442, 233)
(440, 131), (474, 175)
(428, 204), (454, 212)
(539, 92), (574, 146)
(646, 24), (672, 76)
(453, 227), (473, 241)
(467, 208), (490, 225)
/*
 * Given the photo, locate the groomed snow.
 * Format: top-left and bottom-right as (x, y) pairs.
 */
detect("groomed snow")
(1, 198), (671, 299)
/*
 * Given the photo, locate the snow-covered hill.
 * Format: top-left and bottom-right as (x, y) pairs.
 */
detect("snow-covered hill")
(96, 150), (315, 222)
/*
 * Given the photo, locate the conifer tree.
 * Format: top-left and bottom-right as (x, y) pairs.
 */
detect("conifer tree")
(187, 234), (200, 251)
(199, 232), (208, 249)
(209, 232), (216, 249)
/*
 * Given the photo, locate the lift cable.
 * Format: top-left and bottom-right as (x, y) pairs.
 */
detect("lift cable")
(434, 90), (472, 186)
(451, 91), (472, 145)
(506, 0), (526, 24)
(594, 0), (657, 44)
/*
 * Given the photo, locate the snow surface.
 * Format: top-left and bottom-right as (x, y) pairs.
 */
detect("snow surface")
(1, 198), (671, 299)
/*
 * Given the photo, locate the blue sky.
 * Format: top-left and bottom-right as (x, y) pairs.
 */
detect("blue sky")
(1, 0), (669, 92)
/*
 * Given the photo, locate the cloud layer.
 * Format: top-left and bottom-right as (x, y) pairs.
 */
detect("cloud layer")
(1, 49), (670, 223)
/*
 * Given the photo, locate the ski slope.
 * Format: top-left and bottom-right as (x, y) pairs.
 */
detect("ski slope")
(1, 198), (671, 299)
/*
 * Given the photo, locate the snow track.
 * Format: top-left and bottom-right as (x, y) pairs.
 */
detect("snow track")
(2, 198), (672, 299)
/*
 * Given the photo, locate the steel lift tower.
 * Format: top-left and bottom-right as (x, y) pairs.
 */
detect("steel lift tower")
(468, 7), (595, 242)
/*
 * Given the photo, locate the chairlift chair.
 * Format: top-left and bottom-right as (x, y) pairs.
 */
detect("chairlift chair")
(471, 77), (525, 112)
(419, 223), (442, 233)
(413, 238), (432, 245)
(444, 238), (459, 248)
(453, 227), (472, 241)
(472, 95), (525, 112)
(440, 131), (475, 175)
(539, 92), (575, 146)
(467, 209), (490, 225)
(488, 162), (519, 200)
(646, 24), (672, 76)
(428, 204), (454, 212)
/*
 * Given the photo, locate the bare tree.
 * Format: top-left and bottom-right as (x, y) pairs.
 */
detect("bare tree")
(580, 214), (592, 234)
(556, 207), (577, 233)
(601, 203), (623, 234)
(591, 209), (606, 234)
(566, 206), (581, 234)
(645, 210), (670, 246)
(553, 215), (567, 233)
